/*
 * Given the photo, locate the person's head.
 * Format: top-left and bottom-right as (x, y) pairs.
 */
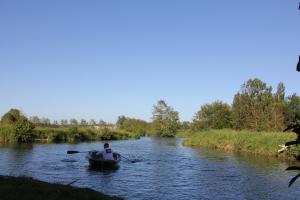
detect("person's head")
(104, 143), (109, 149)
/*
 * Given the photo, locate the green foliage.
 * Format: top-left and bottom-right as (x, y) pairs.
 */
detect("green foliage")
(0, 109), (34, 143)
(180, 121), (191, 130)
(152, 100), (180, 137)
(31, 126), (137, 143)
(116, 116), (126, 129)
(99, 128), (137, 140)
(0, 127), (14, 143)
(231, 78), (275, 131)
(176, 130), (191, 138)
(99, 128), (113, 140)
(184, 129), (296, 157)
(49, 131), (70, 142)
(13, 116), (35, 142)
(284, 94), (300, 126)
(0, 109), (21, 126)
(116, 116), (149, 136)
(191, 101), (231, 131)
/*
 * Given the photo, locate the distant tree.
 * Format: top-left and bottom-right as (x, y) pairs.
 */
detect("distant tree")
(116, 115), (126, 129)
(191, 101), (231, 131)
(60, 119), (68, 126)
(40, 118), (51, 126)
(274, 82), (285, 102)
(89, 119), (97, 126)
(180, 121), (191, 130)
(152, 100), (180, 137)
(98, 120), (106, 126)
(117, 116), (148, 135)
(80, 119), (88, 126)
(29, 116), (41, 125)
(70, 118), (78, 126)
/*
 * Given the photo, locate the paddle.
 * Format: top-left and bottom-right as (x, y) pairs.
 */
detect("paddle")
(119, 154), (138, 163)
(67, 150), (88, 154)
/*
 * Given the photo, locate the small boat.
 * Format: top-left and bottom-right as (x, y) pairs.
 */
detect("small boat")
(86, 150), (121, 170)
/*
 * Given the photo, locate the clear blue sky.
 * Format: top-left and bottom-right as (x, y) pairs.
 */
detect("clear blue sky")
(0, 0), (299, 123)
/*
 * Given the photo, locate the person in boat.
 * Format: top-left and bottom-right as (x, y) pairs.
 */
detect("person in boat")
(101, 143), (114, 160)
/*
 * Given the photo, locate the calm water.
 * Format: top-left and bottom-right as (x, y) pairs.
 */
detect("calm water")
(0, 137), (299, 200)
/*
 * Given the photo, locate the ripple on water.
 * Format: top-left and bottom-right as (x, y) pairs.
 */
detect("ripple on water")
(1, 137), (300, 200)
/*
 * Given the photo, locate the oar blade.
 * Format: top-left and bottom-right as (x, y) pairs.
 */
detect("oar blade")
(67, 150), (80, 154)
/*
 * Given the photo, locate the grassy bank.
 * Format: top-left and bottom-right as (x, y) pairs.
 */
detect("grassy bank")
(0, 126), (140, 143)
(183, 129), (297, 157)
(175, 130), (191, 138)
(0, 175), (122, 200)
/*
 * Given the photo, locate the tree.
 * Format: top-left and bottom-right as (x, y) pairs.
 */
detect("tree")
(116, 115), (126, 129)
(89, 119), (96, 126)
(116, 116), (148, 135)
(152, 100), (180, 137)
(80, 119), (88, 126)
(98, 120), (107, 128)
(191, 101), (231, 131)
(29, 116), (41, 125)
(180, 121), (191, 130)
(284, 94), (300, 126)
(231, 78), (274, 131)
(270, 82), (286, 130)
(0, 109), (34, 142)
(274, 82), (285, 102)
(60, 119), (68, 126)
(13, 116), (35, 142)
(70, 118), (78, 126)
(40, 118), (51, 126)
(1, 109), (21, 125)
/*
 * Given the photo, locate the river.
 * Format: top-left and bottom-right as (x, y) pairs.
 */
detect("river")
(0, 137), (299, 200)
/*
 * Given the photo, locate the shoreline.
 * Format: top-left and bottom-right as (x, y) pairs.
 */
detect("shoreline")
(182, 129), (297, 160)
(0, 126), (140, 144)
(0, 175), (122, 200)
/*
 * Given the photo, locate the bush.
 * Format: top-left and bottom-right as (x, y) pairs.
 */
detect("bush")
(0, 127), (14, 143)
(13, 117), (35, 142)
(0, 109), (35, 143)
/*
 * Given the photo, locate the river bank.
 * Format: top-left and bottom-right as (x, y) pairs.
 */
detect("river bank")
(0, 175), (122, 200)
(0, 126), (140, 143)
(183, 129), (297, 159)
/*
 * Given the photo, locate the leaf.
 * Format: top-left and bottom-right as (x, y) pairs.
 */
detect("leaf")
(289, 174), (300, 187)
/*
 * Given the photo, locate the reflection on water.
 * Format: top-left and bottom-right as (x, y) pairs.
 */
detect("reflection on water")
(0, 137), (300, 200)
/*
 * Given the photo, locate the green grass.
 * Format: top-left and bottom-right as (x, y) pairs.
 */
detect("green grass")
(183, 129), (297, 157)
(0, 175), (122, 200)
(175, 130), (191, 138)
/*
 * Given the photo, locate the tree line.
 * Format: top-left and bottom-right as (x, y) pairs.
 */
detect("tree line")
(191, 78), (300, 132)
(1, 78), (299, 143)
(28, 116), (114, 128)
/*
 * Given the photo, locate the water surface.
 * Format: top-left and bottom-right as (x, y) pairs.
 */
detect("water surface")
(0, 137), (299, 199)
